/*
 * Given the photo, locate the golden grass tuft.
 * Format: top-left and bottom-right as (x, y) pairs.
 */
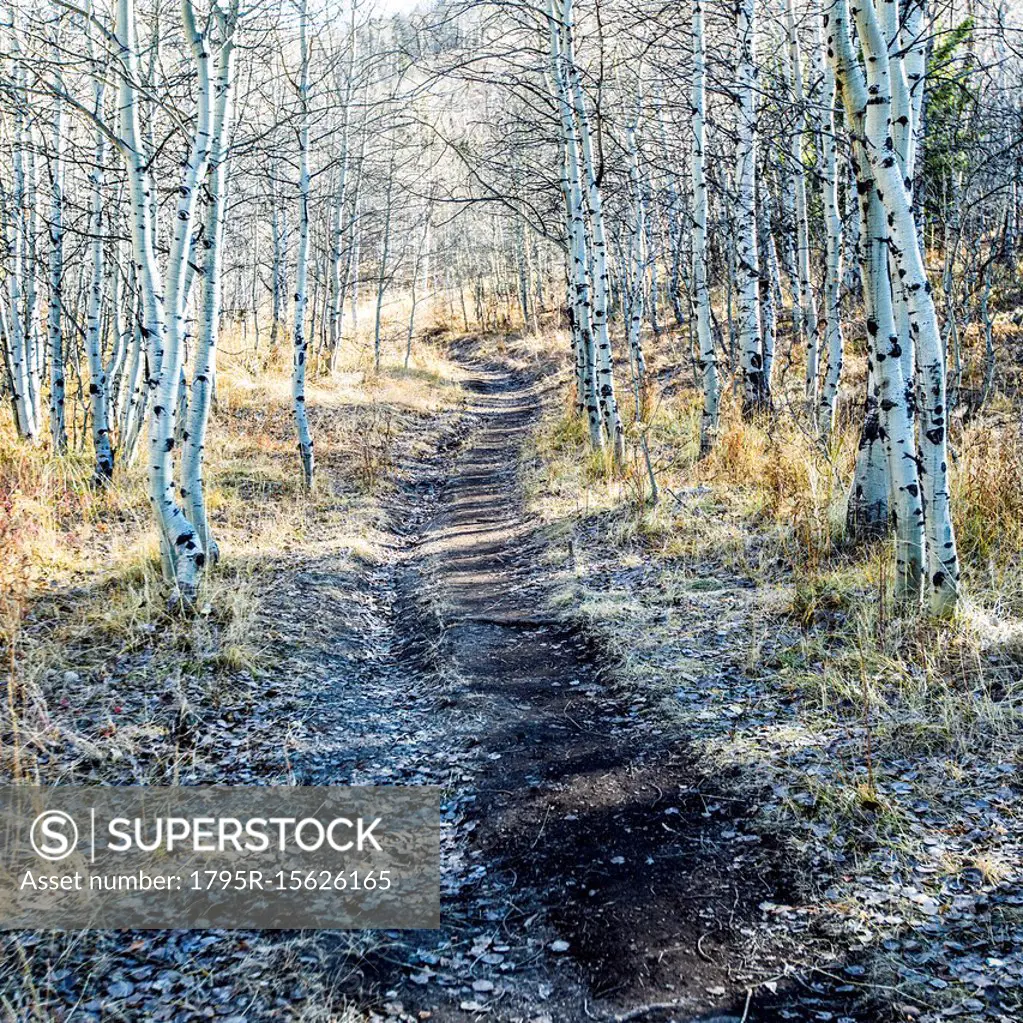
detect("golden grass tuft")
(0, 295), (468, 783)
(525, 313), (1023, 976)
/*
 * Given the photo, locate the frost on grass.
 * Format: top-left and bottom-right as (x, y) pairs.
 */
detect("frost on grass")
(527, 341), (1023, 1022)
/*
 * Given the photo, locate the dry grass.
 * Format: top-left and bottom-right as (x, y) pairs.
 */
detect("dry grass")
(0, 297), (466, 786)
(526, 314), (1023, 1016)
(0, 294), (469, 1021)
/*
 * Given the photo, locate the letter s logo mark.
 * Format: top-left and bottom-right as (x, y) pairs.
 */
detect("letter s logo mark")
(30, 811), (79, 862)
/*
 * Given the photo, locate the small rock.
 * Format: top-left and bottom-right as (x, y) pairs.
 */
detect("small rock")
(549, 940), (570, 953)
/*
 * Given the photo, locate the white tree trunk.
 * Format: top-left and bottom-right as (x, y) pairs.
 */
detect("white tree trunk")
(5, 14), (40, 441)
(562, 0), (624, 461)
(827, 0), (928, 601)
(85, 1), (114, 478)
(47, 86), (67, 453)
(549, 0), (602, 450)
(849, 0), (960, 613)
(182, 8), (237, 565)
(691, 0), (719, 454)
(24, 141), (43, 420)
(624, 109), (647, 388)
(735, 0), (769, 414)
(816, 24), (845, 436)
(292, 0), (315, 487)
(115, 0), (205, 602)
(784, 0), (821, 410)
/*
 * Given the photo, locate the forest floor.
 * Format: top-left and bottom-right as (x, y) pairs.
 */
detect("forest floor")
(2, 328), (1020, 1023)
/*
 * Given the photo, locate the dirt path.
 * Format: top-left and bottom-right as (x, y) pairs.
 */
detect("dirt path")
(0, 347), (866, 1022)
(316, 349), (867, 1023)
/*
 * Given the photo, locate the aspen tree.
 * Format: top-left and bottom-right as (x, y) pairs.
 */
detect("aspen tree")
(783, 0), (820, 411)
(47, 83), (67, 453)
(848, 0), (960, 613)
(548, 0), (602, 450)
(24, 138), (43, 421)
(734, 0), (770, 414)
(3, 10), (40, 442)
(292, 0), (315, 487)
(624, 100), (647, 388)
(826, 0), (930, 603)
(691, 0), (719, 454)
(84, 0), (114, 480)
(182, 2), (238, 564)
(115, 0), (207, 601)
(624, 96), (658, 504)
(815, 14), (844, 437)
(561, 0), (624, 461)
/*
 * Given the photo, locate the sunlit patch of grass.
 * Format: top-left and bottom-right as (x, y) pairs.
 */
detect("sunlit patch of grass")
(526, 315), (1023, 1014)
(954, 420), (1023, 612)
(0, 300), (469, 785)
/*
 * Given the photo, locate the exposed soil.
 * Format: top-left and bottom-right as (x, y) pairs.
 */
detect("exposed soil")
(1, 341), (879, 1023)
(313, 343), (875, 1023)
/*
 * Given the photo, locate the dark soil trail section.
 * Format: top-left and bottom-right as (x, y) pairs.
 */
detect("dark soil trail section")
(354, 350), (872, 1023)
(0, 349), (869, 1023)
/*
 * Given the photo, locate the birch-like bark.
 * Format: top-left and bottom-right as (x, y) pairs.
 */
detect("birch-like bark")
(561, 0), (623, 460)
(849, 0), (960, 613)
(784, 0), (820, 410)
(827, 0), (926, 599)
(855, 154), (924, 597)
(624, 109), (658, 503)
(816, 21), (844, 436)
(549, 0), (602, 449)
(624, 108), (646, 387)
(561, 195), (587, 417)
(24, 140), (43, 419)
(47, 85), (67, 453)
(735, 0), (769, 414)
(292, 0), (315, 487)
(5, 13), (39, 441)
(115, 0), (205, 601)
(880, 0), (915, 387)
(691, 0), (719, 453)
(182, 7), (237, 564)
(85, 0), (114, 479)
